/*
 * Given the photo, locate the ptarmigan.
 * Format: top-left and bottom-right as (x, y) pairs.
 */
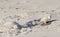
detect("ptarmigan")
(40, 15), (56, 26)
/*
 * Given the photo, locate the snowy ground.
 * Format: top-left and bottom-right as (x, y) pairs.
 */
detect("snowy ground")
(0, 0), (60, 37)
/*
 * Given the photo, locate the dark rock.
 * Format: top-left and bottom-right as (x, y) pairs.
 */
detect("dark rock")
(13, 22), (22, 30)
(34, 18), (40, 22)
(26, 21), (33, 28)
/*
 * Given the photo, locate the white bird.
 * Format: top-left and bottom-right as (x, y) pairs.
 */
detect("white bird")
(40, 15), (56, 26)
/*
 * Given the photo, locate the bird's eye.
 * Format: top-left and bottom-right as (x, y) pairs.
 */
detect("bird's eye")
(46, 21), (49, 23)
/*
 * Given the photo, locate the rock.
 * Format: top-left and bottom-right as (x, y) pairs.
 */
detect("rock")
(4, 21), (15, 30)
(3, 21), (22, 30)
(26, 21), (33, 28)
(26, 19), (41, 28)
(32, 18), (41, 26)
